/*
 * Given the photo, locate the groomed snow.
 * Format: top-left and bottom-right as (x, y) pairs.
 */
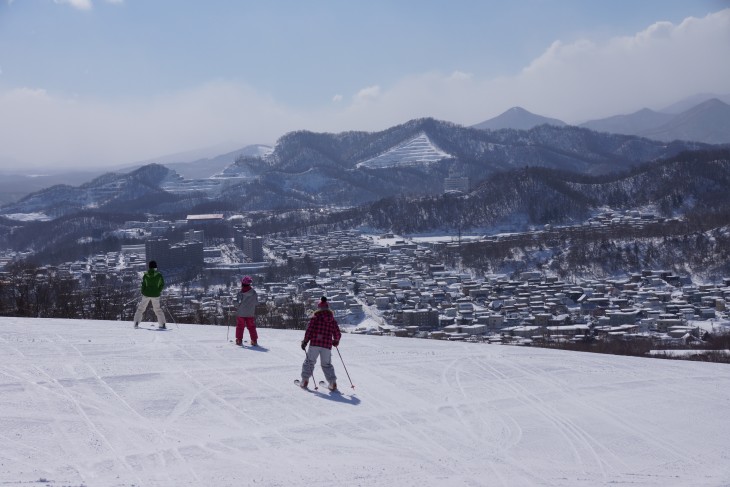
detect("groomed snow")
(356, 133), (451, 169)
(2, 318), (729, 486)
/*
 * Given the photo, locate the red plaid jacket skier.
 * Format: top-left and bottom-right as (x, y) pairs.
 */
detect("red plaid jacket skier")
(304, 308), (342, 349)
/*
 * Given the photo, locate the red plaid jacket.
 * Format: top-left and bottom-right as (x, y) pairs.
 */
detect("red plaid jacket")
(304, 308), (342, 349)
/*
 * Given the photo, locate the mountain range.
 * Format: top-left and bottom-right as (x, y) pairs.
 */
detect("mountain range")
(355, 148), (730, 234)
(0, 118), (712, 220)
(3, 147), (728, 262)
(475, 96), (730, 145)
(0, 93), (727, 211)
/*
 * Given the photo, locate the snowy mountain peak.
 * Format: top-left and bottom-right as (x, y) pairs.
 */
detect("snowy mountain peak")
(356, 132), (452, 169)
(472, 106), (567, 131)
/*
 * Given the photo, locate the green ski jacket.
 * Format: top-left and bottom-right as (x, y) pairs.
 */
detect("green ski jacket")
(141, 269), (165, 298)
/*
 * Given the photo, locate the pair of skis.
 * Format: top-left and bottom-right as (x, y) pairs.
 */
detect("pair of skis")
(294, 379), (338, 392)
(135, 325), (169, 331)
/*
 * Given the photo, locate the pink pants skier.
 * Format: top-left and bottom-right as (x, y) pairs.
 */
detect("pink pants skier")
(236, 316), (258, 345)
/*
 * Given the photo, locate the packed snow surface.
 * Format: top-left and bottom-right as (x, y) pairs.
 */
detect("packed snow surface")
(1, 318), (729, 486)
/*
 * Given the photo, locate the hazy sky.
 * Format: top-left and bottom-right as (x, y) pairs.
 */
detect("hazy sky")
(1, 0), (729, 170)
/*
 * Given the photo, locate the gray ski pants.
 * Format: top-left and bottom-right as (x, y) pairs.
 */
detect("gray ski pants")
(133, 296), (166, 326)
(301, 345), (337, 384)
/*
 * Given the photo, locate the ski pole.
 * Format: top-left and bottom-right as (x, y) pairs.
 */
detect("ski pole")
(226, 314), (231, 342)
(163, 306), (179, 329)
(334, 346), (355, 389)
(124, 297), (139, 320)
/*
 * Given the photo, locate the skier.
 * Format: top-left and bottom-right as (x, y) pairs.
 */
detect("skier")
(300, 296), (342, 390)
(236, 275), (259, 346)
(133, 260), (166, 329)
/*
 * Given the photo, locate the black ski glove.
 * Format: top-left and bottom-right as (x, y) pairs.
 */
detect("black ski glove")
(301, 340), (308, 351)
(332, 340), (339, 347)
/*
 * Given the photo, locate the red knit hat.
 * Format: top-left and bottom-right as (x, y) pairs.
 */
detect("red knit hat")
(318, 296), (328, 308)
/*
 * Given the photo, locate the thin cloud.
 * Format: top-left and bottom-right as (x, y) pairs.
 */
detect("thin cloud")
(0, 82), (304, 169)
(337, 8), (730, 126)
(54, 0), (93, 10)
(354, 85), (381, 103)
(448, 71), (472, 82)
(508, 8), (730, 121)
(53, 0), (123, 9)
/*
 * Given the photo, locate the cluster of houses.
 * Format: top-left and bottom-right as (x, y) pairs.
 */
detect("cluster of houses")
(429, 271), (729, 344)
(261, 231), (730, 344)
(2, 224), (728, 347)
(332, 266), (728, 344)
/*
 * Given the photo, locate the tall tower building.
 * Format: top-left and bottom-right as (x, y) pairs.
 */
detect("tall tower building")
(169, 241), (204, 270)
(145, 238), (170, 269)
(241, 235), (264, 262)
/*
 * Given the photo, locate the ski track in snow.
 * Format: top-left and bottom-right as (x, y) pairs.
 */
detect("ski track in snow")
(1, 318), (730, 486)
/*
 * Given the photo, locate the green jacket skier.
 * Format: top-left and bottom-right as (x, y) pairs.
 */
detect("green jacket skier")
(133, 260), (167, 329)
(141, 266), (165, 298)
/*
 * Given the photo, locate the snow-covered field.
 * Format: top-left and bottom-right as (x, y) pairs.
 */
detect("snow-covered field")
(1, 318), (729, 487)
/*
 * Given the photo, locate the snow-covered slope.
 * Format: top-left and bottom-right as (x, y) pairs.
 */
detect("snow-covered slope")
(356, 132), (452, 168)
(2, 318), (729, 486)
(135, 144), (273, 180)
